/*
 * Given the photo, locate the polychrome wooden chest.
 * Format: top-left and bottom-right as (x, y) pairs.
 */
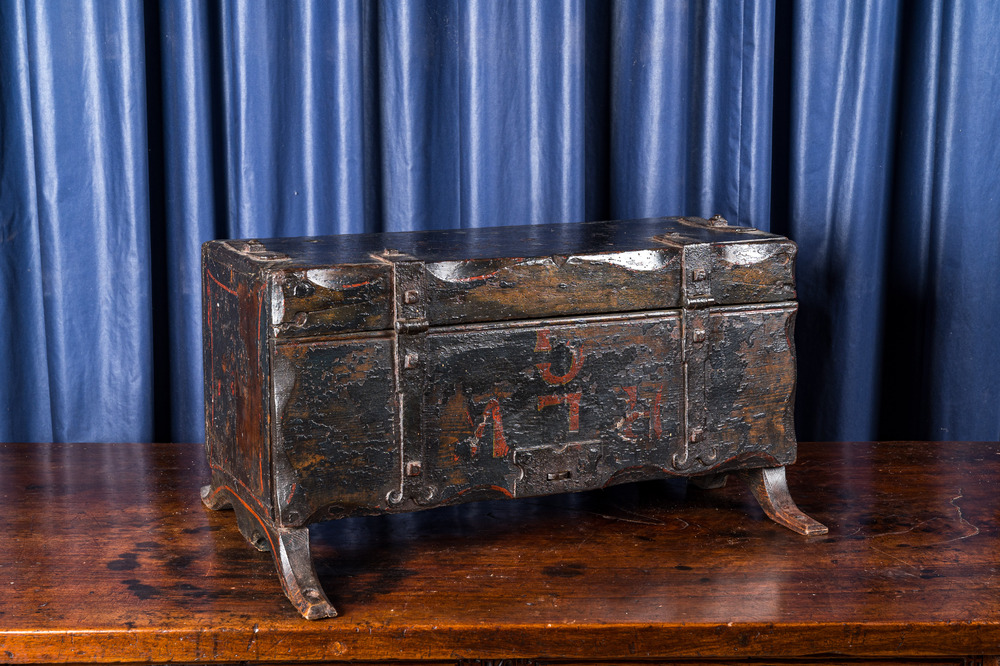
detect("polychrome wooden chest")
(201, 216), (826, 619)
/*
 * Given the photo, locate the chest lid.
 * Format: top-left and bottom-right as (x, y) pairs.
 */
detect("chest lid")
(205, 216), (796, 339)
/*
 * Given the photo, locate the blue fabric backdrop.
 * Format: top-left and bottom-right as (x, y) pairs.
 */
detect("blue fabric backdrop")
(1, 0), (998, 444)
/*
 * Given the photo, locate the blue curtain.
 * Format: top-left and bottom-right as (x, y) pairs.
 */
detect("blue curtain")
(1, 0), (998, 444)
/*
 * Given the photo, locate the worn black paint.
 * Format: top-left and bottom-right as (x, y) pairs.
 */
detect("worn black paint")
(201, 216), (819, 619)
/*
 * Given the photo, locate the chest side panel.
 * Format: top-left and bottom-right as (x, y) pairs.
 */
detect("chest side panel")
(271, 336), (398, 524)
(677, 303), (799, 473)
(202, 252), (272, 513)
(708, 240), (797, 305)
(421, 313), (685, 503)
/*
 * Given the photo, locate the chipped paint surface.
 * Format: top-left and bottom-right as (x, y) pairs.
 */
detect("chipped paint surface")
(719, 242), (781, 266)
(203, 247), (273, 513)
(201, 217), (812, 618)
(273, 337), (398, 524)
(204, 226), (801, 524)
(421, 313), (685, 504)
(571, 249), (672, 271)
(425, 252), (683, 325)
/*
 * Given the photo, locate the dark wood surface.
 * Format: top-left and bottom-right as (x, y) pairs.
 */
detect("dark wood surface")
(203, 215), (810, 620)
(2, 441), (999, 663)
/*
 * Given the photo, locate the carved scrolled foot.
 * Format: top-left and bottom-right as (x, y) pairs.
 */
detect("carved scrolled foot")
(738, 466), (828, 536)
(690, 472), (729, 489)
(201, 483), (268, 551)
(201, 483), (231, 510)
(201, 483), (337, 619)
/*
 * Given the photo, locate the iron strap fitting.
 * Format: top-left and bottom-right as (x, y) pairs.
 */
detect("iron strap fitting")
(674, 243), (718, 471)
(386, 258), (432, 506)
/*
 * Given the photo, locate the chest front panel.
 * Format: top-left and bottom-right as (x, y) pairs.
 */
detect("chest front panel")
(269, 304), (796, 526)
(421, 313), (684, 505)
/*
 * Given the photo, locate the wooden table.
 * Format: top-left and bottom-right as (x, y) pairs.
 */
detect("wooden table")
(1, 441), (998, 665)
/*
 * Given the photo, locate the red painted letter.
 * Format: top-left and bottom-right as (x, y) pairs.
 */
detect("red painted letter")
(472, 398), (509, 458)
(618, 385), (663, 440)
(538, 392), (583, 433)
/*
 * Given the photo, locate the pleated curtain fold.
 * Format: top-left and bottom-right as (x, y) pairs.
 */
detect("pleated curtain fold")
(1, 0), (997, 444)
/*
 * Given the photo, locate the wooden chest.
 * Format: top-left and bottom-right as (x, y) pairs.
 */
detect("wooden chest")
(201, 216), (826, 619)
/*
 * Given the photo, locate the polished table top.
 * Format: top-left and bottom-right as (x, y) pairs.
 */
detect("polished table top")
(0, 441), (998, 662)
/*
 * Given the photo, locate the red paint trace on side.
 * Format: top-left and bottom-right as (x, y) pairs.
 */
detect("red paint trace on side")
(206, 268), (238, 297)
(256, 288), (265, 495)
(207, 277), (216, 442)
(209, 465), (270, 511)
(440, 259), (524, 283)
(209, 484), (276, 554)
(448, 484), (515, 500)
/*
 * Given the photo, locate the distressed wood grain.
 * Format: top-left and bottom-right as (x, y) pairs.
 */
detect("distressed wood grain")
(201, 217), (821, 617)
(2, 442), (1000, 663)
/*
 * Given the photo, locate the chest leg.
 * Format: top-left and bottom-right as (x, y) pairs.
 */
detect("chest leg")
(737, 466), (828, 535)
(201, 483), (338, 619)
